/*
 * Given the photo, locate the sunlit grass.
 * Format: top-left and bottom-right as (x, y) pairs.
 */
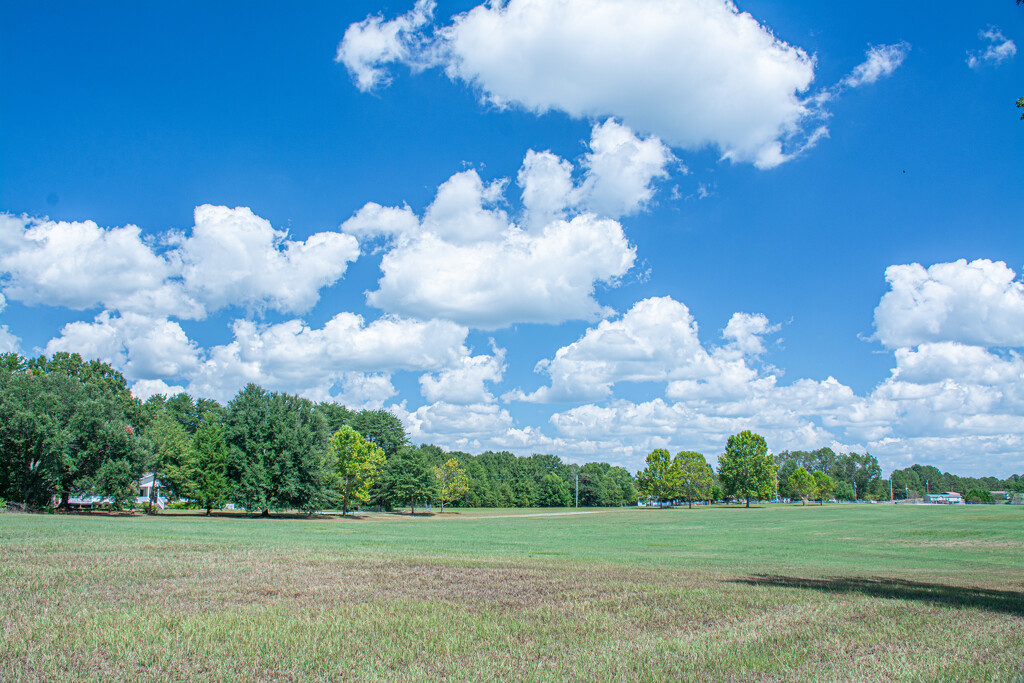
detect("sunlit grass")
(2, 505), (1022, 681)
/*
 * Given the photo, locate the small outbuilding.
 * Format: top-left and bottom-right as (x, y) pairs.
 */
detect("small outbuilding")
(923, 491), (963, 504)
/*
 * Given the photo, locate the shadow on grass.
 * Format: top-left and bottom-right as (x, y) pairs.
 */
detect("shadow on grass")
(730, 575), (1024, 617)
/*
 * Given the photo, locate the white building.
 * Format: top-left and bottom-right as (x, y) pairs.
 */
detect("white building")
(923, 491), (963, 504)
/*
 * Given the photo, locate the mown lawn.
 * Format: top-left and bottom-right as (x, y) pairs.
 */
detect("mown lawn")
(1, 504), (1022, 681)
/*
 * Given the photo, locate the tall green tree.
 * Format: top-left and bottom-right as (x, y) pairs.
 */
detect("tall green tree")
(226, 385), (330, 515)
(537, 473), (571, 507)
(148, 413), (197, 506)
(673, 451), (714, 508)
(787, 467), (815, 505)
(350, 409), (407, 458)
(717, 431), (776, 508)
(637, 449), (675, 506)
(374, 448), (437, 514)
(192, 423), (233, 515)
(328, 426), (386, 515)
(0, 354), (146, 508)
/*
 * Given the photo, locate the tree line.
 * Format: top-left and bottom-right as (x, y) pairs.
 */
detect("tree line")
(2, 352), (1018, 513)
(0, 352), (635, 513)
(635, 437), (1023, 507)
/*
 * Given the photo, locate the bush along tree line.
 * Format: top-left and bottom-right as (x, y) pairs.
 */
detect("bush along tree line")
(0, 352), (636, 513)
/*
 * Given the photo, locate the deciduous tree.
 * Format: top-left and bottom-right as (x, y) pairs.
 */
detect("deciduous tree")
(350, 409), (407, 458)
(812, 470), (835, 505)
(433, 457), (469, 513)
(673, 451), (714, 508)
(787, 467), (815, 505)
(637, 449), (675, 506)
(717, 431), (776, 508)
(329, 425), (386, 515)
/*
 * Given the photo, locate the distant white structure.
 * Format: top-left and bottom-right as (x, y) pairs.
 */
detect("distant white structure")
(64, 473), (169, 510)
(923, 491), (963, 504)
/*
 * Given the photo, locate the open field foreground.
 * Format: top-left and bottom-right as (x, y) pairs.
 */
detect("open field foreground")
(2, 505), (1022, 682)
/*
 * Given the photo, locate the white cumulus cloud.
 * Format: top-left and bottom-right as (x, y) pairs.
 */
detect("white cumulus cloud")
(0, 207), (361, 320)
(419, 343), (506, 404)
(186, 313), (473, 403)
(513, 297), (779, 403)
(340, 0), (822, 168)
(874, 259), (1024, 349)
(341, 124), (650, 329)
(335, 0), (437, 91)
(173, 205), (361, 316)
(0, 214), (192, 316)
(131, 379), (188, 402)
(44, 311), (203, 381)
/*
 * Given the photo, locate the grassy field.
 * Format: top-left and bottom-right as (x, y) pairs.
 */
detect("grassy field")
(1, 504), (1022, 682)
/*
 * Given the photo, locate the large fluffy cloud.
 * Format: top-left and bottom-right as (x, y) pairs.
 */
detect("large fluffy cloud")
(367, 214), (633, 328)
(172, 205), (361, 315)
(341, 121), (663, 329)
(185, 313), (476, 402)
(339, 1), (909, 169)
(45, 312), (203, 381)
(0, 214), (190, 316)
(873, 259), (1024, 348)
(340, 0), (817, 167)
(0, 207), (360, 320)
(512, 298), (779, 403)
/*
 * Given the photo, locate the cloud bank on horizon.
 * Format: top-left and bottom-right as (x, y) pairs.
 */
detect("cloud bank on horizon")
(1, 0), (1020, 478)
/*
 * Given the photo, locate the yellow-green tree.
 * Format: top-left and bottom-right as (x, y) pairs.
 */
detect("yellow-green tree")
(328, 426), (386, 515)
(433, 457), (469, 513)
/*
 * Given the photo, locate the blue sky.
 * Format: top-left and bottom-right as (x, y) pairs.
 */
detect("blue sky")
(1, 1), (1021, 476)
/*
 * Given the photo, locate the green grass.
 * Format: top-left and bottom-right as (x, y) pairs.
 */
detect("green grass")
(2, 505), (1022, 681)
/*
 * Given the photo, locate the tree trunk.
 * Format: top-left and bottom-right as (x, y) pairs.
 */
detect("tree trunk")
(745, 497), (750, 508)
(410, 501), (415, 515)
(688, 499), (692, 509)
(261, 508), (269, 517)
(206, 506), (211, 516)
